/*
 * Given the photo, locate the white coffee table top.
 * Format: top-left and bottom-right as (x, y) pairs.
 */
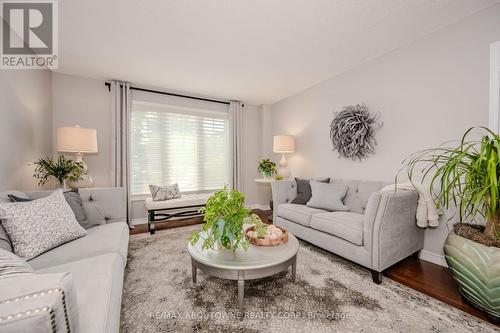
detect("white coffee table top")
(188, 229), (299, 271)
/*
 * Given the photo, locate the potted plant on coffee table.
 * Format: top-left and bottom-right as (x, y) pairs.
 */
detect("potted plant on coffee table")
(33, 156), (85, 189)
(189, 186), (267, 252)
(402, 127), (500, 323)
(257, 159), (276, 179)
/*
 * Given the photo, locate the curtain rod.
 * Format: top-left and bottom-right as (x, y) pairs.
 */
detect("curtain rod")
(104, 82), (230, 105)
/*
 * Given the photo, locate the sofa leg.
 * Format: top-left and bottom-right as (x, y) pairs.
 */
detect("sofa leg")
(371, 270), (382, 284)
(412, 250), (420, 260)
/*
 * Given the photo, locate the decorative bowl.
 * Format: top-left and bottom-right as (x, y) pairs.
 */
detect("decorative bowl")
(245, 226), (289, 246)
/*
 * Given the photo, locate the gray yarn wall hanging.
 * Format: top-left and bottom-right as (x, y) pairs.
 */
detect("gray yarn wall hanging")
(329, 104), (382, 160)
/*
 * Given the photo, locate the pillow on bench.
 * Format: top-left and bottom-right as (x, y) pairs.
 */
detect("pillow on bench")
(149, 184), (181, 201)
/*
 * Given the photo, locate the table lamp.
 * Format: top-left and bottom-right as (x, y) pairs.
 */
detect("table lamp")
(273, 135), (295, 178)
(57, 126), (98, 188)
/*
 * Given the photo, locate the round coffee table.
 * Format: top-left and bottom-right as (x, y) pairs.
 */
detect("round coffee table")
(187, 231), (299, 314)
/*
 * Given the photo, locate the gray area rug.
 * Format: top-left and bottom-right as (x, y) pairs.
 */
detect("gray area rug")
(120, 225), (497, 332)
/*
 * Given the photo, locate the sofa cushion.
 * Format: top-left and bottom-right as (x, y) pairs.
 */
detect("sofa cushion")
(330, 179), (386, 214)
(277, 203), (327, 226)
(28, 222), (129, 270)
(310, 212), (364, 245)
(306, 182), (349, 211)
(0, 248), (33, 278)
(36, 253), (124, 333)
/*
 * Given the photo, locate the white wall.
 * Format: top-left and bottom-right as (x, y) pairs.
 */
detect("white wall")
(0, 70), (53, 191)
(267, 4), (500, 265)
(51, 73), (112, 187)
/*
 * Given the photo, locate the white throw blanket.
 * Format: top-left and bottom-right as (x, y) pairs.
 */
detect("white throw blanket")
(381, 182), (442, 228)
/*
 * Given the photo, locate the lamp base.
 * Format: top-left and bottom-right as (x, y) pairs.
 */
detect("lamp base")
(277, 154), (291, 178)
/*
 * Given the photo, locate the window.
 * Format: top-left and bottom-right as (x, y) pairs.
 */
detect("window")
(130, 100), (229, 195)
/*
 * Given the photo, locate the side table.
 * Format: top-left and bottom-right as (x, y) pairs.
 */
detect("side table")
(254, 178), (291, 223)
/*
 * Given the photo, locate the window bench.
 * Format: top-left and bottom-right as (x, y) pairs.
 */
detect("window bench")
(144, 193), (212, 234)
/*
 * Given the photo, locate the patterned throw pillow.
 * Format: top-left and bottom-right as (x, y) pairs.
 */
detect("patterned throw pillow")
(0, 190), (87, 260)
(0, 248), (33, 279)
(149, 184), (181, 201)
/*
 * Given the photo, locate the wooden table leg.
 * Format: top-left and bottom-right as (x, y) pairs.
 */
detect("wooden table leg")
(292, 256), (297, 282)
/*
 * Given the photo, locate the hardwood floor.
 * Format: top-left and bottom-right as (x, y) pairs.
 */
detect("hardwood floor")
(130, 209), (495, 325)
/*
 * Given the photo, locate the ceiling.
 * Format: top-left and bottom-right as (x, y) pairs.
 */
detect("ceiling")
(56, 0), (500, 104)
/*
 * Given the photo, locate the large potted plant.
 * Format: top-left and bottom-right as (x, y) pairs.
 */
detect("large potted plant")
(403, 127), (500, 322)
(189, 187), (267, 252)
(257, 159), (276, 179)
(33, 156), (85, 189)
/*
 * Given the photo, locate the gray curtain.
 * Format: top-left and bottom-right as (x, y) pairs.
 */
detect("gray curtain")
(110, 80), (133, 228)
(230, 101), (243, 191)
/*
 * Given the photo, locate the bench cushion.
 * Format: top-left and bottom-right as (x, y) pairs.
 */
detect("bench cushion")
(145, 193), (212, 211)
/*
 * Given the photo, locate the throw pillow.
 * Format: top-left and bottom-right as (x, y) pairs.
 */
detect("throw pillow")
(306, 181), (349, 211)
(0, 247), (33, 279)
(0, 223), (12, 252)
(291, 177), (330, 204)
(149, 184), (181, 201)
(0, 190), (87, 260)
(9, 190), (96, 230)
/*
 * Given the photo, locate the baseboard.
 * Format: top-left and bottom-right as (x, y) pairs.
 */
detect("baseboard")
(419, 250), (448, 267)
(249, 204), (270, 210)
(131, 218), (147, 226)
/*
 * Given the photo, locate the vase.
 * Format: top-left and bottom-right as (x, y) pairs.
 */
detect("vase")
(262, 171), (273, 179)
(444, 232), (500, 323)
(215, 220), (237, 250)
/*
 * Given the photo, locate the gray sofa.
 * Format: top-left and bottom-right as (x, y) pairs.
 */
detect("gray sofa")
(0, 187), (129, 333)
(272, 179), (424, 283)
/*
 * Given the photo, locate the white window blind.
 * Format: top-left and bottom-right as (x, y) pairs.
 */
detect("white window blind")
(130, 101), (229, 195)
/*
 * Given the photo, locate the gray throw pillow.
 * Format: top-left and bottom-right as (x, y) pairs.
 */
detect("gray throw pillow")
(149, 184), (181, 201)
(291, 178), (330, 205)
(0, 248), (33, 279)
(0, 190), (87, 260)
(0, 223), (12, 252)
(306, 181), (349, 212)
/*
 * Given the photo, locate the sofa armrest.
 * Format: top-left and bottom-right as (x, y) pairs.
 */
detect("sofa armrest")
(271, 179), (297, 222)
(0, 272), (79, 333)
(79, 187), (126, 225)
(363, 190), (424, 272)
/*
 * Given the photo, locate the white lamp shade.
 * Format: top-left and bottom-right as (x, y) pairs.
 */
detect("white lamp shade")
(273, 135), (295, 153)
(57, 126), (98, 153)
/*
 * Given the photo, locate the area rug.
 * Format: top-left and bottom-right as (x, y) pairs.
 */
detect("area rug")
(120, 225), (497, 333)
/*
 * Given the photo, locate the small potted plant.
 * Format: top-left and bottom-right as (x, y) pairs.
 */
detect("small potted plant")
(402, 127), (500, 322)
(33, 156), (85, 189)
(189, 187), (267, 252)
(257, 159), (276, 179)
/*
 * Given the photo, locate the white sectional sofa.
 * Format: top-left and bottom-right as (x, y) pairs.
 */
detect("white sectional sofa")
(0, 187), (129, 333)
(272, 179), (424, 283)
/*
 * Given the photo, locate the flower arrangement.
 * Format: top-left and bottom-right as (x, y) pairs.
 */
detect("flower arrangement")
(257, 159), (276, 178)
